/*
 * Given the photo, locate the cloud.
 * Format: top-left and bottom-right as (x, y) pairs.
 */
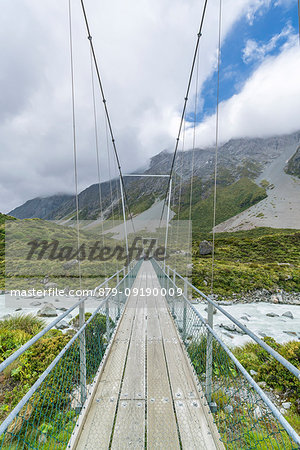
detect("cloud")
(245, 0), (271, 25)
(242, 23), (295, 63)
(191, 41), (300, 148)
(0, 0), (297, 212)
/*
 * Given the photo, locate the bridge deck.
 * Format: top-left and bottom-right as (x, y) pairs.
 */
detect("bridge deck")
(72, 261), (222, 449)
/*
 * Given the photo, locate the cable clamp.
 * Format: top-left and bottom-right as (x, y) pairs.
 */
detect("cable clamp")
(88, 35), (92, 41)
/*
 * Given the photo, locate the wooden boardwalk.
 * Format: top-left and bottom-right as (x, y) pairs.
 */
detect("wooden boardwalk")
(71, 261), (223, 449)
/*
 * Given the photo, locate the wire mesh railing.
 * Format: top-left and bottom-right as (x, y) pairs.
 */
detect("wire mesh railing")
(152, 259), (300, 450)
(0, 260), (141, 449)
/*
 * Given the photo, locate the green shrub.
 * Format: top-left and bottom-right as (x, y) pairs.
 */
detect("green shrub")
(234, 338), (300, 404)
(0, 328), (31, 363)
(0, 314), (45, 336)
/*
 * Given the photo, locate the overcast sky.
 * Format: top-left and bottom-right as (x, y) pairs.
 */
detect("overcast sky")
(0, 0), (299, 213)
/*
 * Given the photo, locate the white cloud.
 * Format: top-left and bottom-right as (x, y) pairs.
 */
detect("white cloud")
(242, 23), (295, 63)
(245, 0), (271, 25)
(191, 42), (300, 148)
(0, 0), (297, 212)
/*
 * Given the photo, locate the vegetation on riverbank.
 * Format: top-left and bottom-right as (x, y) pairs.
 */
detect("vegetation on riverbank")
(191, 227), (300, 296)
(0, 315), (71, 423)
(233, 337), (300, 433)
(188, 335), (300, 447)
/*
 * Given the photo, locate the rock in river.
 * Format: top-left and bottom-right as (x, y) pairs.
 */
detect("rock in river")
(37, 303), (57, 317)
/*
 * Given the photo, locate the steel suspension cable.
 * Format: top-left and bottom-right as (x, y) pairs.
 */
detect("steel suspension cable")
(105, 117), (115, 227)
(174, 120), (186, 272)
(68, 0), (82, 290)
(80, 0), (135, 234)
(211, 0), (222, 294)
(298, 0), (300, 45)
(186, 46), (200, 279)
(90, 48), (107, 279)
(159, 0), (208, 226)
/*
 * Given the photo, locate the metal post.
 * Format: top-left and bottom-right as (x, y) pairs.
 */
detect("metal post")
(206, 302), (214, 405)
(123, 266), (126, 292)
(166, 266), (170, 301)
(183, 277), (188, 343)
(79, 300), (86, 405)
(116, 272), (120, 319)
(105, 279), (111, 342)
(163, 178), (172, 272)
(119, 177), (129, 263)
(172, 269), (176, 317)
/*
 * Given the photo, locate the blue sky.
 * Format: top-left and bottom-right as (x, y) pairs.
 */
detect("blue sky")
(187, 0), (299, 123)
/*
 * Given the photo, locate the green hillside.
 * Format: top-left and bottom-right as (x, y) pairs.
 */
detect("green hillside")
(177, 177), (267, 234)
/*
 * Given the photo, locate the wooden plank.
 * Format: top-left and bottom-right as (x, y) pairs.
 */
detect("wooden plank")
(147, 401), (180, 450)
(174, 399), (218, 450)
(76, 396), (117, 449)
(120, 338), (145, 400)
(111, 400), (145, 449)
(147, 340), (180, 449)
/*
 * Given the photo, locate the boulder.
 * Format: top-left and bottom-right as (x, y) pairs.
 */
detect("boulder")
(283, 331), (297, 337)
(224, 405), (233, 414)
(282, 402), (291, 410)
(37, 303), (57, 317)
(63, 259), (78, 271)
(282, 311), (293, 319)
(44, 282), (58, 289)
(56, 320), (69, 330)
(240, 316), (249, 321)
(250, 369), (257, 376)
(1, 314), (12, 320)
(199, 240), (213, 256)
(30, 301), (42, 307)
(220, 323), (246, 335)
(254, 406), (262, 420)
(271, 294), (279, 304)
(266, 312), (279, 317)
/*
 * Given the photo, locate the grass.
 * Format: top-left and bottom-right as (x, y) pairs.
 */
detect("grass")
(0, 314), (45, 335)
(191, 227), (300, 296)
(177, 177), (267, 233)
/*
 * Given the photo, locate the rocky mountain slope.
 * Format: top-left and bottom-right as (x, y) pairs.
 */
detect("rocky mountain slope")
(286, 146), (300, 178)
(9, 194), (73, 220)
(214, 141), (300, 232)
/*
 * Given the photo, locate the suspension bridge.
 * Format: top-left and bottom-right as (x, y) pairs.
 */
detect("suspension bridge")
(1, 0), (300, 448)
(0, 258), (300, 449)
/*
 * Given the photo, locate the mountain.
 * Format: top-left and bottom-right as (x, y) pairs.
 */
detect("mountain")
(8, 131), (300, 227)
(9, 194), (74, 220)
(286, 146), (300, 178)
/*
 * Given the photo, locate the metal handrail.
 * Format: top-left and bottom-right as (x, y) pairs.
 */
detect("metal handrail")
(0, 260), (139, 437)
(0, 265), (128, 374)
(162, 262), (300, 381)
(0, 297), (106, 436)
(152, 259), (300, 447)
